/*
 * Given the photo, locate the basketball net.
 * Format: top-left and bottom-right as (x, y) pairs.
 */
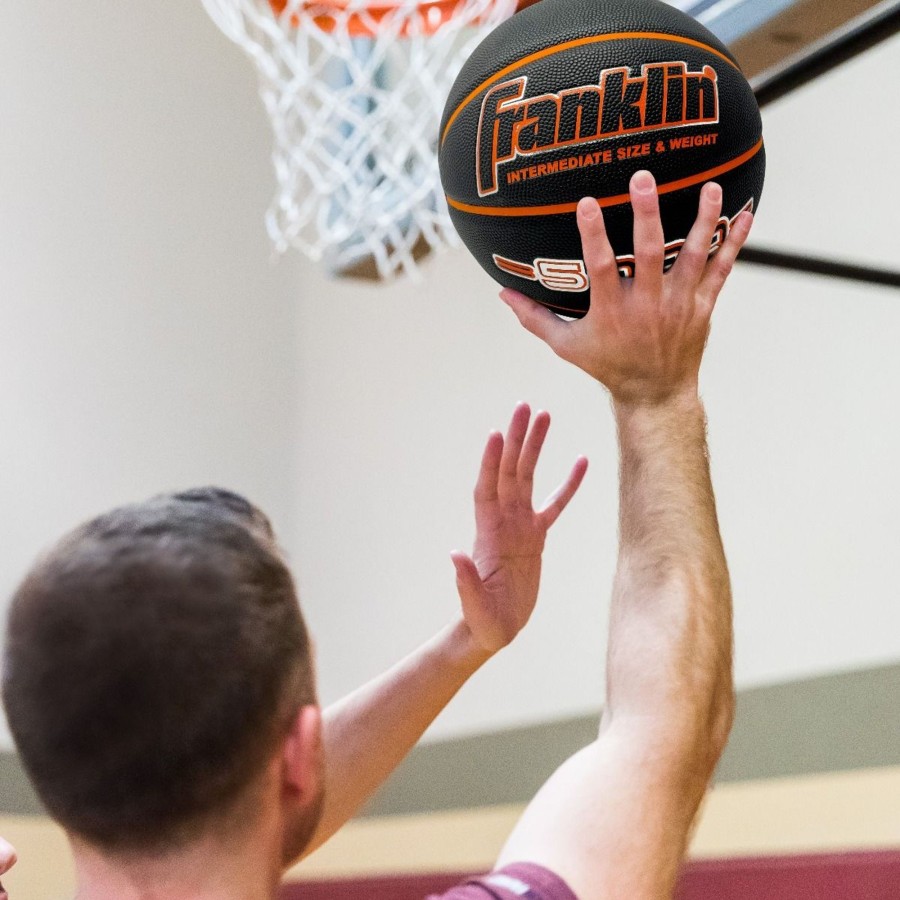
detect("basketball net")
(201, 0), (518, 278)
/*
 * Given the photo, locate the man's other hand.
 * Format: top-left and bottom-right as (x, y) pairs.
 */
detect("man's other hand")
(452, 403), (587, 655)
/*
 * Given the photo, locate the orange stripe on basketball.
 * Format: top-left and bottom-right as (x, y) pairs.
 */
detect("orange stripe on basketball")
(441, 32), (740, 145)
(446, 138), (763, 217)
(494, 256), (535, 276)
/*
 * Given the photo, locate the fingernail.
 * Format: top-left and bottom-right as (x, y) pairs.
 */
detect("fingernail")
(705, 182), (722, 201)
(632, 170), (655, 193)
(577, 197), (599, 220)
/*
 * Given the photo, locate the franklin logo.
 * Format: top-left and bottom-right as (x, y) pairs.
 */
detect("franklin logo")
(476, 61), (719, 196)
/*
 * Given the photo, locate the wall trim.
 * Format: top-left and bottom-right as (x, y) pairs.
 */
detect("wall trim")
(2, 662), (898, 818)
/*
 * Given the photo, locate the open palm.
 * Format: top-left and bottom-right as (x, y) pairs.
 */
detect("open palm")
(452, 404), (587, 654)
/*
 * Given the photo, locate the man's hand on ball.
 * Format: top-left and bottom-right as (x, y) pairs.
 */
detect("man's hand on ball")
(452, 403), (587, 655)
(500, 170), (753, 405)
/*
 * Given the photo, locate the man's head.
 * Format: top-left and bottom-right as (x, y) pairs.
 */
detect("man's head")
(2, 488), (323, 861)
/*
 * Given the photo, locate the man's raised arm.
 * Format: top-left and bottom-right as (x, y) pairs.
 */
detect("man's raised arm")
(298, 405), (587, 860)
(493, 171), (752, 900)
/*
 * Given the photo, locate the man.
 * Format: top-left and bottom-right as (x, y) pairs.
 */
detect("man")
(2, 404), (584, 900)
(1, 169), (750, 900)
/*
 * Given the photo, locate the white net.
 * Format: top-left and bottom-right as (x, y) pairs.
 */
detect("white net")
(201, 0), (518, 278)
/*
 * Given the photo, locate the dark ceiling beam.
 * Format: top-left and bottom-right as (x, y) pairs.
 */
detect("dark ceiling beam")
(738, 0), (900, 288)
(730, 0), (886, 79)
(739, 247), (900, 289)
(751, 0), (900, 107)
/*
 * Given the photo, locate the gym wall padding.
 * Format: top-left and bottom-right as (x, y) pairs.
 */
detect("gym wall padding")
(283, 850), (900, 899)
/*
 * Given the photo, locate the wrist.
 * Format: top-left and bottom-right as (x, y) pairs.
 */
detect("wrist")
(612, 384), (703, 421)
(612, 389), (707, 455)
(439, 617), (495, 673)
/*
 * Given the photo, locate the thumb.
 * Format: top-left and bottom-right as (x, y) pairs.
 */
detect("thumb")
(450, 550), (481, 594)
(499, 289), (569, 350)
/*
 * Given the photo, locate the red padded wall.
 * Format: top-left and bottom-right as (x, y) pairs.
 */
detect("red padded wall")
(282, 849), (900, 899)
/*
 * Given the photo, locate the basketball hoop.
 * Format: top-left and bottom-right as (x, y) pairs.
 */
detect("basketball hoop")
(201, 0), (519, 279)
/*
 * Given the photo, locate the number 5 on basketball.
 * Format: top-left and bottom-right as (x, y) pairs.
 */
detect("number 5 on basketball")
(493, 254), (590, 293)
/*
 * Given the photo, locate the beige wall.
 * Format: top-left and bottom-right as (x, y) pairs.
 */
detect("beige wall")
(0, 817), (73, 900)
(290, 766), (900, 879)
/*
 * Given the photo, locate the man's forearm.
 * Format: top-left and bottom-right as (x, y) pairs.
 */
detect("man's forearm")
(493, 181), (749, 900)
(302, 618), (491, 857)
(605, 390), (734, 750)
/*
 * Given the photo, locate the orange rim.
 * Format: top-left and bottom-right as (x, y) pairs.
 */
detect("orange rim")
(269, 0), (536, 37)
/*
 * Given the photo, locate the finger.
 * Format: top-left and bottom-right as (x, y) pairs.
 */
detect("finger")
(630, 170), (665, 298)
(500, 289), (571, 351)
(537, 455), (588, 529)
(473, 430), (504, 504)
(670, 181), (724, 289)
(576, 197), (619, 309)
(698, 211), (754, 309)
(517, 409), (551, 504)
(499, 402), (530, 504)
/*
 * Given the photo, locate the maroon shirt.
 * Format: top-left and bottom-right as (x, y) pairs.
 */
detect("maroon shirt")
(431, 864), (577, 900)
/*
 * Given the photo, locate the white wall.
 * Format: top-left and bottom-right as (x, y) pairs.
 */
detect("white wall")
(1, 0), (898, 751)
(0, 2), (304, 747)
(290, 33), (900, 739)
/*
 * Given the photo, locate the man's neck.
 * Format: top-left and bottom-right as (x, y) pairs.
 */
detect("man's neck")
(70, 823), (282, 900)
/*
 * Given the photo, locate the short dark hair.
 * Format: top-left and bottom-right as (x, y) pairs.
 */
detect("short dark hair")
(2, 488), (314, 851)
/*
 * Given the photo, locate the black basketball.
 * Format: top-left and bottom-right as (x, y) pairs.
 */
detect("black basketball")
(439, 0), (765, 317)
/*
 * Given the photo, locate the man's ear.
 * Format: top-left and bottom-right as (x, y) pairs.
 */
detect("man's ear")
(282, 704), (323, 801)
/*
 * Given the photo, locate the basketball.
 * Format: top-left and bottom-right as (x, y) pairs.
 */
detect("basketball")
(439, 0), (765, 317)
